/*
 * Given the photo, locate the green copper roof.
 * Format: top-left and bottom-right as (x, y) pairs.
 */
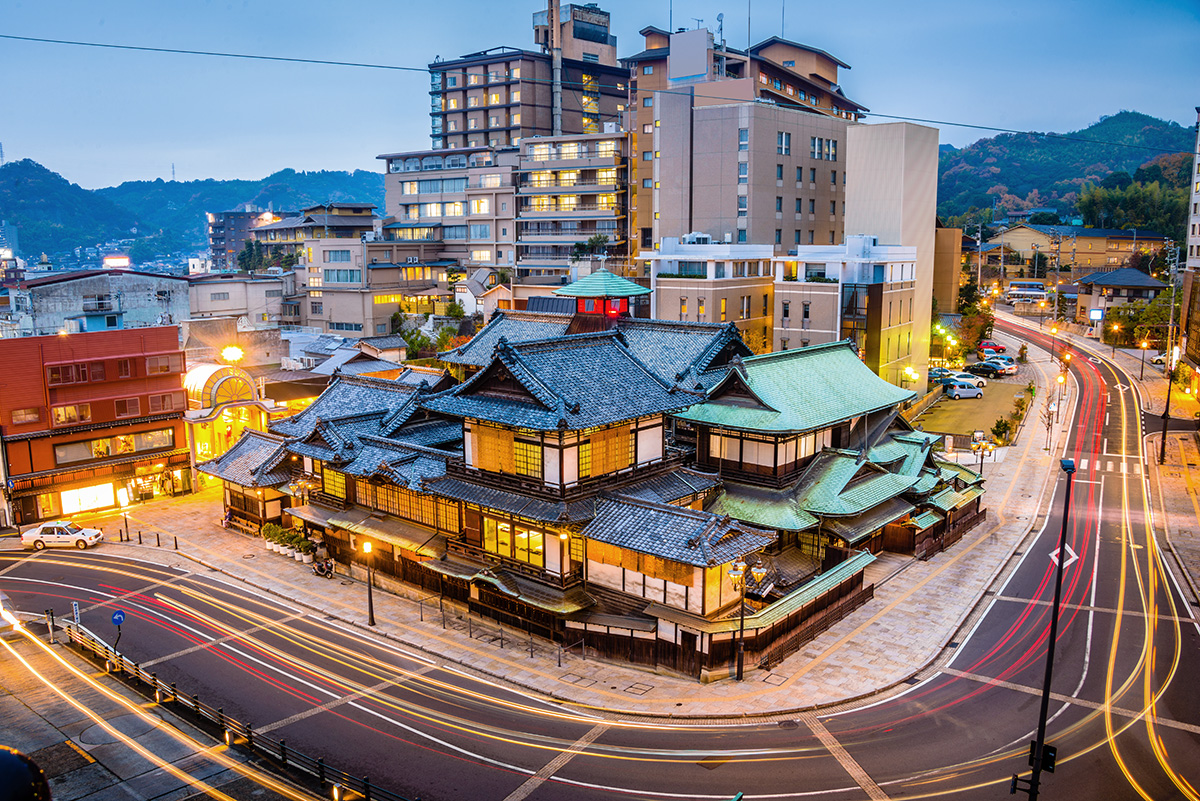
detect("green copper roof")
(553, 268), (651, 298)
(706, 481), (819, 532)
(675, 341), (916, 434)
(907, 510), (944, 530)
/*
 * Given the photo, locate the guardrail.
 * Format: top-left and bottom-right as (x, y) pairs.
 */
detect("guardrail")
(61, 622), (419, 801)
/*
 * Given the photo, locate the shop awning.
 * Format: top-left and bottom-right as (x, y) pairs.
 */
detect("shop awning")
(423, 556), (593, 615)
(285, 503), (338, 527)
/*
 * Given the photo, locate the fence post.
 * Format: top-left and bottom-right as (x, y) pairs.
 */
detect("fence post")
(171, 682), (177, 703)
(217, 707), (224, 731)
(364, 776), (372, 801)
(246, 727), (254, 754)
(153, 673), (160, 703)
(280, 739), (287, 764)
(317, 758), (325, 784)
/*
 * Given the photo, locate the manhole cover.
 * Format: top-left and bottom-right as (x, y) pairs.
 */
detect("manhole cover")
(778, 720), (799, 729)
(340, 581), (354, 586)
(242, 554), (256, 560)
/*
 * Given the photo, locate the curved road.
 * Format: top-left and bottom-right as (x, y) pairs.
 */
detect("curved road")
(2, 320), (1198, 800)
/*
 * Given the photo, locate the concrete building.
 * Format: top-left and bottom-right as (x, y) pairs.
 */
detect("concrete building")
(1074, 267), (1167, 327)
(986, 223), (1167, 276)
(515, 130), (630, 281)
(188, 271), (294, 325)
(0, 327), (190, 527)
(207, 208), (292, 272)
(933, 221), (963, 313)
(844, 122), (939, 382)
(428, 4), (626, 151)
(0, 270), (190, 337)
(621, 27), (866, 250)
(1180, 107), (1200, 378)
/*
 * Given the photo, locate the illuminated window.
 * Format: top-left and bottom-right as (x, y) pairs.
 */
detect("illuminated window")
(514, 440), (542, 478)
(323, 469), (346, 498)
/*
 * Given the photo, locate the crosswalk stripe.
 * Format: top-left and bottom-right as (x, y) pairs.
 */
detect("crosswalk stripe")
(1120, 462), (1127, 474)
(1107, 460), (1114, 472)
(1080, 458), (1089, 470)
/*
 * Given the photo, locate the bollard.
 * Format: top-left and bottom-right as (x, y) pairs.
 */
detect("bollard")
(171, 682), (177, 704)
(174, 536), (178, 550)
(138, 530), (143, 545)
(156, 531), (161, 547)
(246, 727), (254, 754)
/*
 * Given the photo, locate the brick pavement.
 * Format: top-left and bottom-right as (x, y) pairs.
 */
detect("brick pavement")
(0, 325), (1129, 719)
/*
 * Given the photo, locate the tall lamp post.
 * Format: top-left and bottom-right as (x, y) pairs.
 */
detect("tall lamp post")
(362, 541), (376, 626)
(1110, 323), (1120, 358)
(1055, 373), (1066, 424)
(1049, 326), (1058, 364)
(971, 440), (995, 476)
(116, 487), (131, 542)
(727, 558), (767, 680)
(1038, 300), (1046, 327)
(1139, 341), (1149, 381)
(1012, 459), (1076, 800)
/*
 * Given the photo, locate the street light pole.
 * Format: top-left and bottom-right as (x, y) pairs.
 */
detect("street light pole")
(1140, 341), (1149, 381)
(1159, 240), (1180, 465)
(363, 541), (376, 626)
(1013, 459), (1076, 800)
(727, 558), (766, 680)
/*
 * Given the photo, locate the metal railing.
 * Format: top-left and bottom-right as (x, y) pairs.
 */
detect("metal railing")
(61, 622), (419, 801)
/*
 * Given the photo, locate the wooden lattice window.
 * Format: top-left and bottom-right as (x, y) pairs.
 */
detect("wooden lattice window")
(589, 425), (631, 475)
(473, 424), (515, 473)
(513, 440), (542, 478)
(323, 469), (346, 498)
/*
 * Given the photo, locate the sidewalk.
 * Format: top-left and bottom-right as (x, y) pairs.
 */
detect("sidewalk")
(2, 361), (1072, 721)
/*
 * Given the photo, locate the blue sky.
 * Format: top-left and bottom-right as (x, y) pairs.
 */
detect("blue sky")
(2, 0), (1197, 188)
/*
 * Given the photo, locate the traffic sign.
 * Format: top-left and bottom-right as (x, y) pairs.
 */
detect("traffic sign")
(72, 602), (80, 625)
(112, 610), (126, 626)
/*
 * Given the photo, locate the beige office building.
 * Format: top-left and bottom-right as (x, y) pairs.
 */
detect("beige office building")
(844, 122), (938, 382)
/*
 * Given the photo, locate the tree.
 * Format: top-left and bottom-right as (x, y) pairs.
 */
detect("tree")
(1100, 171), (1133, 191)
(957, 276), (981, 313)
(571, 234), (610, 262)
(434, 326), (457, 352)
(1027, 211), (1061, 225)
(445, 301), (465, 319)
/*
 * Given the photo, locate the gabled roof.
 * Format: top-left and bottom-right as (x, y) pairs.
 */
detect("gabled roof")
(1076, 267), (1166, 289)
(439, 310), (573, 366)
(750, 36), (851, 70)
(310, 348), (403, 376)
(423, 331), (697, 431)
(553, 268), (651, 298)
(582, 496), (776, 567)
(675, 340), (914, 433)
(1001, 223), (1167, 240)
(197, 430), (291, 488)
(270, 375), (421, 439)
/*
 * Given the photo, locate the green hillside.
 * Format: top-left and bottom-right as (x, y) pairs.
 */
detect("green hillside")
(937, 111), (1194, 218)
(0, 159), (144, 254)
(96, 168), (386, 245)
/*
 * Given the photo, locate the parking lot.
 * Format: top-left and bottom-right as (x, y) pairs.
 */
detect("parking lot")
(914, 377), (1030, 439)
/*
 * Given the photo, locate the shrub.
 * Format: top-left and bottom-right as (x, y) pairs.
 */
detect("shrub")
(991, 417), (1012, 444)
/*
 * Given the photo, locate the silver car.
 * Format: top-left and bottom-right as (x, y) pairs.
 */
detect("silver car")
(21, 521), (104, 550)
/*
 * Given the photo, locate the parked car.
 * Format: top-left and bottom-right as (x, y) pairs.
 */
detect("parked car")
(983, 360), (1019, 376)
(979, 340), (1006, 353)
(966, 362), (1006, 379)
(1150, 354), (1167, 365)
(21, 521), (104, 550)
(929, 367), (953, 381)
(946, 371), (986, 388)
(986, 354), (1017, 366)
(946, 381), (984, 400)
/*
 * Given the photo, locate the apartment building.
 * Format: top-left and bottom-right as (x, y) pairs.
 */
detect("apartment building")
(0, 270), (190, 337)
(1180, 107), (1200, 379)
(515, 130), (630, 281)
(207, 208), (291, 271)
(622, 27), (865, 247)
(986, 223), (1168, 275)
(0, 327), (189, 526)
(189, 271), (293, 324)
(428, 4), (626, 151)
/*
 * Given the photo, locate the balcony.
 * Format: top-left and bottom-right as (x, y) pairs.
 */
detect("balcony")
(444, 449), (686, 503)
(518, 204), (625, 219)
(517, 181), (622, 195)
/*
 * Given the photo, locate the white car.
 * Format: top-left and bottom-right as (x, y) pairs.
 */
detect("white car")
(21, 521), (104, 550)
(941, 371), (987, 388)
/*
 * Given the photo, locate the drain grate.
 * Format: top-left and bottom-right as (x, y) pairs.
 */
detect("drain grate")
(948, 641), (960, 648)
(778, 720), (799, 730)
(904, 677), (920, 685)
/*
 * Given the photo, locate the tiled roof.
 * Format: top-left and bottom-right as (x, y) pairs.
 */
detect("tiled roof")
(617, 468), (721, 505)
(357, 335), (408, 350)
(270, 375), (420, 439)
(423, 331), (698, 431)
(907, 510), (944, 530)
(1016, 223), (1166, 240)
(553, 268), (651, 299)
(311, 348), (402, 376)
(582, 496), (776, 567)
(706, 481), (819, 532)
(674, 340), (915, 433)
(1076, 267), (1166, 289)
(822, 497), (914, 546)
(420, 476), (594, 523)
(197, 430), (291, 488)
(338, 437), (450, 486)
(439, 310), (573, 366)
(617, 319), (752, 385)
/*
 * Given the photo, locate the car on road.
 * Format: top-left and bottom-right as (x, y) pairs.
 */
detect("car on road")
(979, 340), (1006, 353)
(966, 362), (1007, 379)
(946, 381), (983, 400)
(21, 521), (104, 550)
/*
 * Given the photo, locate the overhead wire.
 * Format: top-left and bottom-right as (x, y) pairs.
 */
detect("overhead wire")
(0, 32), (1192, 158)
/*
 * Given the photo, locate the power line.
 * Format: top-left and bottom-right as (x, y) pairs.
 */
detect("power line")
(1, 32), (1192, 158)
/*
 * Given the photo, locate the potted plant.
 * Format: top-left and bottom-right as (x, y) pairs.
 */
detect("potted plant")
(298, 539), (315, 564)
(261, 523), (281, 551)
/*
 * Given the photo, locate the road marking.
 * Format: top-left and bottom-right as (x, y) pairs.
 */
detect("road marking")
(1120, 461), (1128, 474)
(1049, 542), (1078, 569)
(1107, 460), (1115, 472)
(941, 668), (1200, 735)
(0, 550), (45, 577)
(139, 611), (308, 668)
(1080, 458), (1089, 470)
(1115, 383), (1130, 392)
(502, 723), (611, 801)
(256, 666), (437, 735)
(800, 712), (889, 800)
(79, 575), (189, 615)
(993, 595), (1193, 623)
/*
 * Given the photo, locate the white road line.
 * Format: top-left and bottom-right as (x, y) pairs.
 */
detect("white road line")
(0, 550), (44, 577)
(139, 611), (308, 668)
(502, 723), (611, 801)
(940, 668), (1200, 735)
(1121, 461), (1128, 474)
(256, 667), (435, 734)
(1108, 460), (1115, 472)
(800, 712), (889, 800)
(1080, 458), (1089, 470)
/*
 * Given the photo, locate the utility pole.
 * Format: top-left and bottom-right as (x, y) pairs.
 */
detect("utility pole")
(976, 222), (984, 289)
(1160, 240), (1181, 464)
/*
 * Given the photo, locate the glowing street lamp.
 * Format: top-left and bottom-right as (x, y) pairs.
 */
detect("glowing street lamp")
(1140, 341), (1149, 381)
(1038, 300), (1046, 327)
(116, 487), (131, 542)
(727, 558), (768, 680)
(221, 345), (245, 364)
(1110, 323), (1120, 358)
(362, 541), (376, 626)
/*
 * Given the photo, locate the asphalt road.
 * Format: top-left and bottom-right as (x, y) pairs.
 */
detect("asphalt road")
(2, 321), (1198, 800)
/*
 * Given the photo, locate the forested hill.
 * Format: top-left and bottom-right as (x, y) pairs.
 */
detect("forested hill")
(96, 168), (385, 244)
(0, 159), (144, 254)
(937, 111), (1194, 218)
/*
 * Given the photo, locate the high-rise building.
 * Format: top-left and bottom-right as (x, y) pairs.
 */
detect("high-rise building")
(1178, 107), (1200, 386)
(207, 208), (291, 272)
(428, 4), (627, 150)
